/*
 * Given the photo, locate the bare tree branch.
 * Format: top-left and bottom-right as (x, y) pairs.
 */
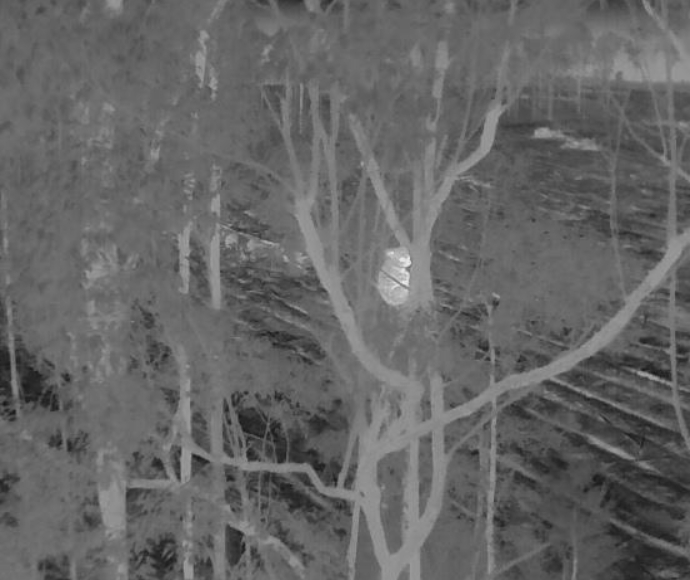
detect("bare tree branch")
(430, 100), (505, 231)
(294, 196), (421, 394)
(178, 421), (359, 503)
(348, 115), (412, 250)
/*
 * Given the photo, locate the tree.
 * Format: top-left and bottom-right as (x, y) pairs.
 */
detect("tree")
(1, 1), (689, 579)
(245, 0), (690, 578)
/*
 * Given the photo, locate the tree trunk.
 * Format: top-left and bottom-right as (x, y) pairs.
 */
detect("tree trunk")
(208, 165), (227, 580)
(81, 100), (129, 580)
(178, 171), (195, 580)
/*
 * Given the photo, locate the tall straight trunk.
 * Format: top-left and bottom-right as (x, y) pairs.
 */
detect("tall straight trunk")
(78, 8), (129, 579)
(208, 163), (226, 580)
(1, 180), (36, 578)
(179, 173), (195, 580)
(1, 188), (21, 419)
(402, 409), (422, 580)
(84, 220), (129, 580)
(81, 100), (129, 580)
(194, 22), (227, 576)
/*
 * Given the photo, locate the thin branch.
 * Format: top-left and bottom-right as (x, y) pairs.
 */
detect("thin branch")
(348, 114), (412, 249)
(484, 298), (498, 577)
(570, 510), (579, 580)
(430, 99), (505, 231)
(178, 424), (359, 503)
(311, 83), (342, 265)
(1, 189), (21, 419)
(668, 271), (690, 459)
(606, 105), (628, 299)
(278, 79), (306, 195)
(422, 39), (451, 196)
(485, 542), (551, 580)
(662, 45), (690, 455)
(347, 503), (361, 580)
(338, 401), (364, 489)
(306, 82), (323, 205)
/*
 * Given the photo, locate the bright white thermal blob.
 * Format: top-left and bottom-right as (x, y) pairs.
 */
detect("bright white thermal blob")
(377, 246), (411, 307)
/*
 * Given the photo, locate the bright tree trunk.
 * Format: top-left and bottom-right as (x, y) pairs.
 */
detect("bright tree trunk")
(179, 173), (195, 580)
(208, 163), (226, 580)
(1, 189), (21, 419)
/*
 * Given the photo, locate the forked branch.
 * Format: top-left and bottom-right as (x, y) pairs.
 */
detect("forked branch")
(348, 114), (412, 250)
(430, 99), (504, 230)
(294, 197), (420, 394)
